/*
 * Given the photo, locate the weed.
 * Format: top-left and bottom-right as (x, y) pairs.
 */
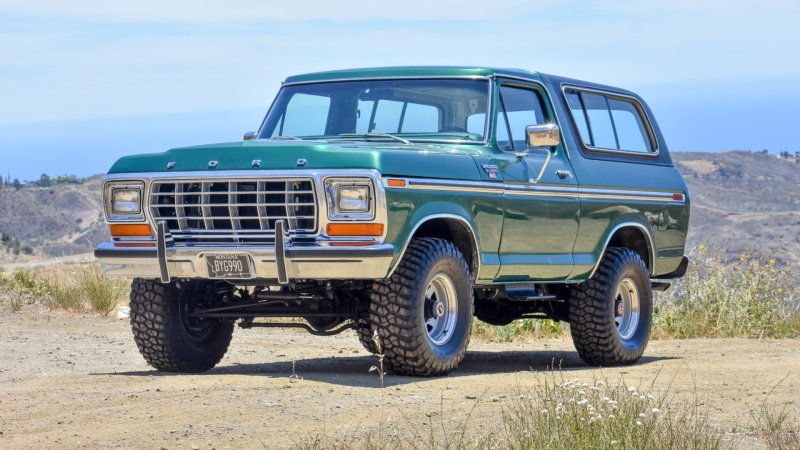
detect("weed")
(76, 264), (126, 316)
(654, 245), (800, 339)
(9, 291), (22, 312)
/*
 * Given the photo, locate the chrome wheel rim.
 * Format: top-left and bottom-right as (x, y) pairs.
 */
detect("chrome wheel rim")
(424, 273), (458, 346)
(614, 278), (640, 340)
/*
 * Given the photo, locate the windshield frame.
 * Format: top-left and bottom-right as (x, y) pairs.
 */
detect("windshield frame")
(256, 76), (494, 146)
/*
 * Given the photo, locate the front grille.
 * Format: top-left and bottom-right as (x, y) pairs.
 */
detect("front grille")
(149, 178), (317, 244)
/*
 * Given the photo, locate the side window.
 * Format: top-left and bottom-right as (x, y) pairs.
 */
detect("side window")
(274, 93), (330, 137)
(565, 89), (655, 154)
(496, 85), (548, 151)
(581, 93), (617, 150)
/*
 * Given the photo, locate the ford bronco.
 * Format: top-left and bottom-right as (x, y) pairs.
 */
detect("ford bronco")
(96, 67), (690, 376)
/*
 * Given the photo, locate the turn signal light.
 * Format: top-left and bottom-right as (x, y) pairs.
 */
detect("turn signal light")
(386, 178), (407, 187)
(109, 224), (153, 237)
(326, 223), (385, 237)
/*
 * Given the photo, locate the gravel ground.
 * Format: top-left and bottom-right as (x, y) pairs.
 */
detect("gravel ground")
(0, 308), (798, 449)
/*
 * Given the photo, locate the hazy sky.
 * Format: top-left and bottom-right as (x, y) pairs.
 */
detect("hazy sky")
(1, 0), (799, 180)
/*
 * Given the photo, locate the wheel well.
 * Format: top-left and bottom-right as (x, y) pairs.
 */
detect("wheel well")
(607, 226), (652, 273)
(411, 218), (478, 275)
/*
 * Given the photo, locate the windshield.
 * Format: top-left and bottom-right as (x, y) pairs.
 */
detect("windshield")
(258, 79), (490, 143)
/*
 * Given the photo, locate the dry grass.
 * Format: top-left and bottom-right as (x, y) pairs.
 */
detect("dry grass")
(297, 372), (760, 449)
(2, 264), (128, 315)
(654, 245), (799, 339)
(300, 370), (800, 449)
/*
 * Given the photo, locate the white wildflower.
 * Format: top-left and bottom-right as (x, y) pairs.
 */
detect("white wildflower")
(652, 408), (661, 414)
(636, 420), (643, 426)
(607, 414), (616, 419)
(541, 409), (549, 414)
(647, 394), (655, 400)
(628, 386), (637, 393)
(610, 440), (619, 445)
(577, 399), (589, 405)
(639, 413), (647, 418)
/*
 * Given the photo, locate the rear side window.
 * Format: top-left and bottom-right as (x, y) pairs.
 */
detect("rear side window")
(564, 88), (656, 154)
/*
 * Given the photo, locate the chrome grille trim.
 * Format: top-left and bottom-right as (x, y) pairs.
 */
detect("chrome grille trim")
(149, 178), (317, 244)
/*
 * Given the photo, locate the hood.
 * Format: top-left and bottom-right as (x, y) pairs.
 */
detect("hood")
(108, 140), (488, 180)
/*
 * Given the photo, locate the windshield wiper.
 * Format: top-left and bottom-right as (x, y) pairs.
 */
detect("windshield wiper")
(271, 135), (303, 141)
(338, 133), (411, 145)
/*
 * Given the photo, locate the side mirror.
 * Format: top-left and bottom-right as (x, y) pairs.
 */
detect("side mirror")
(243, 131), (257, 141)
(525, 123), (560, 149)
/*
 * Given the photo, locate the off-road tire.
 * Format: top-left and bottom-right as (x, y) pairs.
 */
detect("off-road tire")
(130, 279), (234, 373)
(368, 238), (473, 376)
(569, 247), (653, 366)
(355, 318), (378, 354)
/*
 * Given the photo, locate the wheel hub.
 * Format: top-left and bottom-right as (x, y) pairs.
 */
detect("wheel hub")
(614, 278), (640, 340)
(424, 273), (458, 346)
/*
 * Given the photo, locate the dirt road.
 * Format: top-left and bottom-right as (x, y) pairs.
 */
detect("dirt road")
(1, 309), (798, 449)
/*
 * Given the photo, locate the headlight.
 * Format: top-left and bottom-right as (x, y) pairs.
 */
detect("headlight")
(112, 188), (141, 214)
(104, 181), (145, 222)
(324, 178), (374, 220)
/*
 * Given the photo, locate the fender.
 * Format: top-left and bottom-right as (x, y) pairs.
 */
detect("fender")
(387, 213), (481, 278)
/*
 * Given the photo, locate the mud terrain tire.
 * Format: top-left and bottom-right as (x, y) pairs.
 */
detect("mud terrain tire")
(369, 238), (473, 376)
(569, 247), (653, 366)
(130, 279), (234, 373)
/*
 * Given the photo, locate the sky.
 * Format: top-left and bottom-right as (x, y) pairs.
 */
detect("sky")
(1, 0), (799, 180)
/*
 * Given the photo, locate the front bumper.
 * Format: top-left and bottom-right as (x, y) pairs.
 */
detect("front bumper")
(95, 222), (395, 283)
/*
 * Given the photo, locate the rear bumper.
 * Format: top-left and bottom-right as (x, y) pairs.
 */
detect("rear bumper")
(95, 222), (395, 282)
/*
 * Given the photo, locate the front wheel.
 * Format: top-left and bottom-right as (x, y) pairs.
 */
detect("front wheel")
(129, 279), (234, 373)
(569, 247), (653, 366)
(368, 238), (473, 376)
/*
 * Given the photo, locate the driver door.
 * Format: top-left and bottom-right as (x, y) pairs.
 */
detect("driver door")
(492, 80), (580, 281)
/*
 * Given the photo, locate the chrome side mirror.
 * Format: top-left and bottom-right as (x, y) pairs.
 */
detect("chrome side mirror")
(525, 123), (560, 148)
(243, 131), (257, 141)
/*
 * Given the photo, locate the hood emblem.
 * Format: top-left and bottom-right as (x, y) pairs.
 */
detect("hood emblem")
(297, 159), (307, 167)
(252, 160), (262, 168)
(208, 160), (218, 168)
(166, 161), (176, 170)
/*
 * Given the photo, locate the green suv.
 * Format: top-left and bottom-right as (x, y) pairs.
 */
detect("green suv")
(96, 66), (690, 376)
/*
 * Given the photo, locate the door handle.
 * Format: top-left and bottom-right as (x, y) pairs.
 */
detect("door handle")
(556, 170), (572, 179)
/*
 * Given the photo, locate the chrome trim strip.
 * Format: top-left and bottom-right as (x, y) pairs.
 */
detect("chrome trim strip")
(588, 222), (656, 279)
(260, 76), (494, 146)
(560, 83), (660, 157)
(388, 213), (481, 279)
(388, 177), (684, 203)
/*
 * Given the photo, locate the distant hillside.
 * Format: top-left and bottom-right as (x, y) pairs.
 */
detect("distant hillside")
(0, 151), (798, 266)
(0, 176), (108, 259)
(674, 151), (800, 265)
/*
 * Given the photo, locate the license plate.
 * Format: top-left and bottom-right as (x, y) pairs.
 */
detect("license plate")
(205, 254), (253, 279)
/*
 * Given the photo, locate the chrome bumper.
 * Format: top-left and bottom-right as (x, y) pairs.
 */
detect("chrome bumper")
(95, 222), (395, 283)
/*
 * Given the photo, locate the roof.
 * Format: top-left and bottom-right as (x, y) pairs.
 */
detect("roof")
(282, 66), (640, 102)
(283, 66), (542, 84)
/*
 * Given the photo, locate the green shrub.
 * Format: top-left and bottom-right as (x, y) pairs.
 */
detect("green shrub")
(473, 317), (569, 341)
(77, 265), (126, 316)
(654, 245), (799, 339)
(43, 280), (85, 311)
(9, 291), (23, 312)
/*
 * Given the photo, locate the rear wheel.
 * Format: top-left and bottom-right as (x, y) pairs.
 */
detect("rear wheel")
(368, 238), (473, 376)
(130, 279), (234, 373)
(569, 247), (653, 366)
